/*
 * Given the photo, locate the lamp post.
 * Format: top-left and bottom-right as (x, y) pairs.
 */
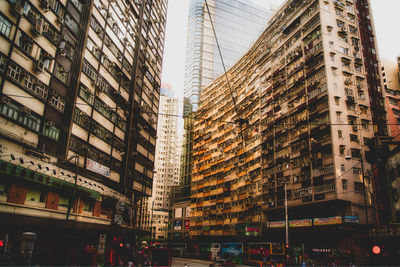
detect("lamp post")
(65, 154), (79, 221)
(284, 181), (289, 247)
(345, 151), (369, 227)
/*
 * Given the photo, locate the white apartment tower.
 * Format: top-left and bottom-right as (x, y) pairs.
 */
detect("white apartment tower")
(149, 84), (180, 240)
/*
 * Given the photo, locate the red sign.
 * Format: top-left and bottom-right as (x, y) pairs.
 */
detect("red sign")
(372, 246), (381, 255)
(184, 220), (190, 229)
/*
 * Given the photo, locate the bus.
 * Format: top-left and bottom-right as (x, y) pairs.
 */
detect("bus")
(196, 243), (221, 260)
(221, 243), (242, 260)
(210, 243), (221, 261)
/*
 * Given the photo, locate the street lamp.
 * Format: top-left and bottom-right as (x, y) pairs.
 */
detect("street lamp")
(64, 154), (79, 221)
(345, 150), (369, 227)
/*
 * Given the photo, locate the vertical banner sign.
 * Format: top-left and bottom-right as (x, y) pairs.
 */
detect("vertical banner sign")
(114, 200), (125, 226)
(98, 234), (106, 255)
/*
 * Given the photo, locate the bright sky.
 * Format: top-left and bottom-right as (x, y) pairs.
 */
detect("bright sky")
(161, 0), (400, 97)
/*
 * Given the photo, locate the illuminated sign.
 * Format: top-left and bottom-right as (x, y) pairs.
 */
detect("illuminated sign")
(268, 221), (285, 228)
(343, 216), (360, 223)
(245, 226), (260, 236)
(313, 216), (342, 226)
(289, 219), (312, 227)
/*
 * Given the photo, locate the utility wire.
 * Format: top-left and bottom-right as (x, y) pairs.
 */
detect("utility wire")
(204, 0), (247, 148)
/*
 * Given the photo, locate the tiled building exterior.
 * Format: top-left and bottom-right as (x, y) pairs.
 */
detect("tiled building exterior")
(148, 85), (180, 240)
(0, 0), (167, 264)
(381, 58), (400, 139)
(191, 0), (381, 257)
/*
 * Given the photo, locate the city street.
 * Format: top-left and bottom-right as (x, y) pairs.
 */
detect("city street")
(172, 257), (213, 267)
(172, 257), (249, 267)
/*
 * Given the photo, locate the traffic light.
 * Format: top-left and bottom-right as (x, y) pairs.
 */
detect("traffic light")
(372, 245), (381, 255)
(285, 244), (290, 259)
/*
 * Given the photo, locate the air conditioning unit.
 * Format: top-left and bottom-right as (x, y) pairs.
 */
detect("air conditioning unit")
(56, 15), (64, 25)
(31, 21), (44, 36)
(46, 121), (55, 127)
(39, 0), (50, 11)
(11, 1), (23, 16)
(0, 95), (10, 105)
(33, 60), (45, 73)
(20, 106), (31, 115)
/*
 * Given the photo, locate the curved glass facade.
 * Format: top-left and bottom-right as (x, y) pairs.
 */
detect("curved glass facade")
(184, 0), (272, 111)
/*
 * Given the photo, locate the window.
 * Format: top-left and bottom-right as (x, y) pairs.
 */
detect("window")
(339, 145), (345, 154)
(49, 94), (65, 112)
(341, 59), (351, 68)
(342, 179), (347, 190)
(350, 134), (359, 143)
(43, 123), (60, 140)
(54, 64), (69, 84)
(335, 96), (340, 105)
(354, 182), (364, 193)
(0, 53), (6, 72)
(338, 130), (343, 138)
(353, 167), (361, 174)
(339, 46), (349, 55)
(330, 53), (335, 62)
(341, 164), (345, 171)
(65, 14), (79, 35)
(0, 14), (12, 37)
(336, 111), (342, 121)
(17, 31), (34, 55)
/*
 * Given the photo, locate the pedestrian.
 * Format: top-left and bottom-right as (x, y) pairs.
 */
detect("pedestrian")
(185, 263), (188, 267)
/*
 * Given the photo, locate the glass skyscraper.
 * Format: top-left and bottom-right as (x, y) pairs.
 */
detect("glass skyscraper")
(184, 0), (272, 111)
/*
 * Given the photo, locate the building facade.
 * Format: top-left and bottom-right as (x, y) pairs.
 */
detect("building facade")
(184, 0), (272, 112)
(381, 57), (400, 139)
(191, 0), (382, 264)
(0, 0), (167, 265)
(148, 84), (180, 240)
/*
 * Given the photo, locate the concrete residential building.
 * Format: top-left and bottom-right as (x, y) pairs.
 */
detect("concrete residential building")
(184, 0), (272, 112)
(0, 0), (167, 265)
(381, 58), (400, 139)
(191, 0), (382, 264)
(173, 0), (272, 246)
(148, 84), (180, 240)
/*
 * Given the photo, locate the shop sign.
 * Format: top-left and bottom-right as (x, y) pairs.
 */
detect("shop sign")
(268, 221), (285, 228)
(174, 220), (182, 230)
(245, 226), (260, 236)
(289, 219), (312, 227)
(184, 220), (190, 229)
(175, 208), (182, 218)
(87, 158), (110, 177)
(343, 216), (360, 223)
(97, 234), (106, 255)
(113, 200), (126, 226)
(313, 216), (342, 226)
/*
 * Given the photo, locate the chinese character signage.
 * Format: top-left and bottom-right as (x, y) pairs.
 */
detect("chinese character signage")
(313, 216), (342, 226)
(87, 158), (110, 177)
(268, 221), (285, 228)
(289, 219), (312, 227)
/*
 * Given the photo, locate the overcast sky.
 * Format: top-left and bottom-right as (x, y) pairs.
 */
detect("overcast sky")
(161, 0), (400, 97)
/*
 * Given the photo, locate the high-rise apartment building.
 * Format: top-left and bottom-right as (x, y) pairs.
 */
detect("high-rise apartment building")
(381, 58), (400, 139)
(192, 0), (382, 264)
(174, 1), (272, 246)
(148, 84), (180, 240)
(0, 0), (167, 264)
(184, 0), (272, 112)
